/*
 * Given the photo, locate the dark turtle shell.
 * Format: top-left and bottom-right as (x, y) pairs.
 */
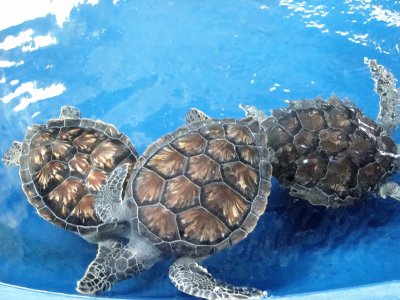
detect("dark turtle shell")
(19, 117), (137, 233)
(262, 96), (397, 207)
(124, 117), (272, 257)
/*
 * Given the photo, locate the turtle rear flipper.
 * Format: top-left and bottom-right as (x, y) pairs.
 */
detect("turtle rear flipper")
(77, 236), (160, 295)
(2, 141), (22, 166)
(379, 181), (400, 201)
(59, 105), (81, 119)
(169, 257), (267, 300)
(239, 103), (268, 122)
(185, 108), (210, 124)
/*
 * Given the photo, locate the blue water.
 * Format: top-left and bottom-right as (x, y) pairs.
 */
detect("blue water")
(1, 0), (400, 298)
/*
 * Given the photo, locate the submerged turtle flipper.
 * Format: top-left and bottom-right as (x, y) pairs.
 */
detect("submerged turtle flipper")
(2, 141), (22, 166)
(169, 257), (267, 300)
(185, 108), (210, 124)
(77, 235), (160, 295)
(95, 163), (132, 223)
(366, 58), (400, 132)
(379, 181), (400, 201)
(239, 103), (268, 123)
(59, 105), (81, 119)
(77, 240), (141, 295)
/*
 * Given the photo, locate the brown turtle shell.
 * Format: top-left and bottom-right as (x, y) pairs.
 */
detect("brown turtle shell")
(124, 117), (272, 257)
(262, 96), (397, 208)
(19, 117), (138, 233)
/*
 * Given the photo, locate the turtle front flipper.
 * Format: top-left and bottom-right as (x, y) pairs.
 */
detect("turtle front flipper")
(95, 163), (132, 223)
(2, 141), (22, 166)
(77, 236), (160, 295)
(366, 58), (400, 132)
(59, 105), (81, 119)
(169, 257), (267, 300)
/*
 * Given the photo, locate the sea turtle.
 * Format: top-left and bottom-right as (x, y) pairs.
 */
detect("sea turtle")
(2, 106), (138, 237)
(239, 59), (400, 208)
(244, 96), (399, 208)
(186, 59), (400, 209)
(75, 115), (272, 299)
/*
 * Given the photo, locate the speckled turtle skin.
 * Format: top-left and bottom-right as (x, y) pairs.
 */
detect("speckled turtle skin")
(19, 117), (137, 233)
(262, 97), (397, 208)
(124, 117), (272, 257)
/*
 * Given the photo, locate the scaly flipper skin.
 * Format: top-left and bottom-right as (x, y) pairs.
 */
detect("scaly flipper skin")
(185, 108), (210, 124)
(77, 240), (143, 295)
(169, 257), (267, 300)
(379, 181), (400, 201)
(95, 163), (131, 223)
(239, 104), (268, 123)
(59, 105), (81, 119)
(365, 58), (400, 132)
(77, 236), (160, 295)
(2, 141), (22, 166)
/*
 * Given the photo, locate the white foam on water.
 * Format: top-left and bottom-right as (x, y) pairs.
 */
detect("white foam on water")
(0, 0), (100, 31)
(0, 28), (57, 52)
(0, 81), (66, 111)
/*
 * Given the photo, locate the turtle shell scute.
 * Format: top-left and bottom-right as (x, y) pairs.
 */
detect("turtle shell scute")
(296, 108), (327, 132)
(171, 133), (207, 156)
(177, 207), (230, 244)
(145, 146), (186, 178)
(132, 168), (164, 205)
(236, 145), (260, 167)
(225, 123), (256, 145)
(356, 162), (385, 192)
(64, 118), (81, 127)
(139, 205), (180, 242)
(262, 117), (293, 148)
(294, 152), (329, 187)
(293, 129), (318, 155)
(272, 110), (302, 135)
(58, 127), (84, 141)
(46, 119), (65, 128)
(187, 154), (222, 184)
(344, 129), (375, 166)
(201, 183), (250, 228)
(319, 129), (348, 154)
(162, 176), (199, 213)
(30, 128), (59, 148)
(206, 139), (237, 163)
(28, 145), (53, 173)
